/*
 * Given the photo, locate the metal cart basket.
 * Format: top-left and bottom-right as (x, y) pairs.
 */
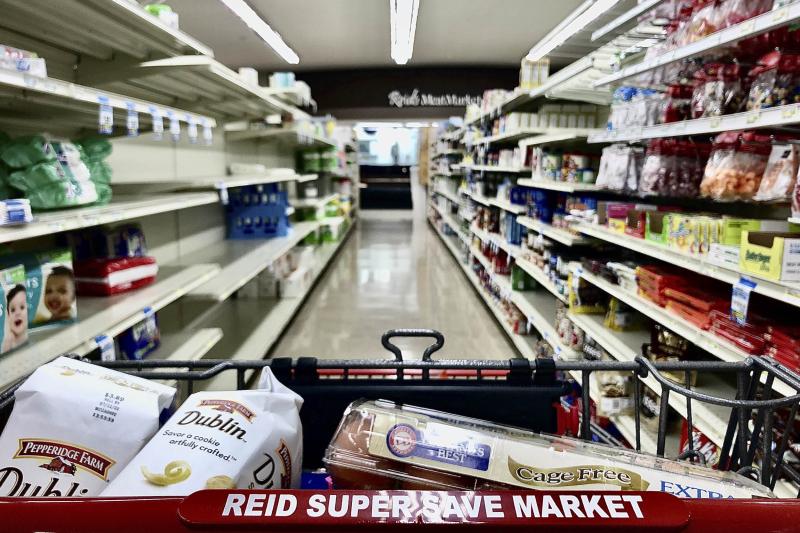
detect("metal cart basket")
(1, 329), (800, 532)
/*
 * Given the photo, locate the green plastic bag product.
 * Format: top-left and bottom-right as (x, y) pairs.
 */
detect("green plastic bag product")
(76, 136), (113, 161)
(17, 180), (98, 210)
(0, 135), (56, 169)
(94, 181), (112, 205)
(86, 160), (112, 184)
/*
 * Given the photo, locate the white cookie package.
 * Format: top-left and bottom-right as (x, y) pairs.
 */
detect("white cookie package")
(103, 367), (303, 496)
(0, 357), (176, 497)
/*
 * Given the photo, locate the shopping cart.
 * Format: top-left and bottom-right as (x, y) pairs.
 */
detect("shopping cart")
(1, 328), (800, 533)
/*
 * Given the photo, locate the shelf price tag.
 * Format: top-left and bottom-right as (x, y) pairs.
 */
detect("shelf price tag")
(731, 277), (756, 326)
(149, 106), (164, 140)
(186, 114), (198, 144)
(125, 102), (139, 137)
(168, 112), (181, 141)
(95, 334), (116, 362)
(97, 95), (113, 135)
(746, 110), (761, 124)
(202, 118), (213, 145)
(782, 104), (798, 120)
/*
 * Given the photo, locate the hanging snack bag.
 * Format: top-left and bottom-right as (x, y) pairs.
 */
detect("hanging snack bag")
(103, 367), (303, 496)
(754, 143), (799, 202)
(324, 400), (773, 498)
(0, 357), (175, 497)
(0, 264), (27, 354)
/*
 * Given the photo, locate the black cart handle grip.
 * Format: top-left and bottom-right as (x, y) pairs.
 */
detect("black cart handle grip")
(381, 329), (445, 362)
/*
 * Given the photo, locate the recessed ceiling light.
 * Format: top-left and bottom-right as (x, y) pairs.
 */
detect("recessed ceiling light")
(220, 0), (299, 64)
(390, 0), (420, 65)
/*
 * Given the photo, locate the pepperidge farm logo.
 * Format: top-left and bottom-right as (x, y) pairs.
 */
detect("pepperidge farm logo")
(199, 399), (256, 422)
(14, 439), (116, 480)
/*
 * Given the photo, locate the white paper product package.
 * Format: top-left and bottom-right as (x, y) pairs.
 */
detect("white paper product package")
(0, 357), (176, 497)
(103, 367), (303, 496)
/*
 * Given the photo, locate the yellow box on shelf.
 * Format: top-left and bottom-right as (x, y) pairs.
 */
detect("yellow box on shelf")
(740, 231), (800, 282)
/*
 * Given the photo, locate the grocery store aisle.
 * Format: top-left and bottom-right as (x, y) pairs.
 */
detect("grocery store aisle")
(271, 209), (517, 360)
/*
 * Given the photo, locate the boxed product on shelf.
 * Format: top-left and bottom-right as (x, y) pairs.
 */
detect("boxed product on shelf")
(681, 421), (721, 469)
(70, 224), (149, 261)
(103, 367), (301, 496)
(118, 312), (160, 360)
(646, 324), (699, 386)
(227, 184), (290, 240)
(0, 199), (32, 226)
(2, 250), (77, 328)
(280, 265), (313, 298)
(0, 264), (27, 355)
(707, 243), (742, 268)
(645, 211), (672, 245)
(519, 57), (549, 90)
(0, 44), (46, 78)
(739, 231), (800, 281)
(74, 256), (158, 296)
(324, 399), (772, 497)
(709, 310), (767, 354)
(0, 357), (175, 497)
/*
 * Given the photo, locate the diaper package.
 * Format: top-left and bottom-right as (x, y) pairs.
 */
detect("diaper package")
(0, 264), (27, 354)
(0, 357), (175, 497)
(4, 250), (76, 329)
(324, 400), (773, 499)
(103, 367), (303, 496)
(76, 137), (113, 206)
(118, 312), (160, 360)
(2, 137), (98, 210)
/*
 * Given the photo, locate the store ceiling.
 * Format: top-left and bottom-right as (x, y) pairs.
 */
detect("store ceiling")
(167, 0), (585, 71)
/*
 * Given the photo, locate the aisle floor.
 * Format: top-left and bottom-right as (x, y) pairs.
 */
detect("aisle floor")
(271, 210), (517, 360)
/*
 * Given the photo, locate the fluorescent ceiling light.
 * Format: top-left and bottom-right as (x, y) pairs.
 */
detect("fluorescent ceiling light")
(525, 0), (620, 62)
(390, 0), (420, 65)
(220, 0), (299, 64)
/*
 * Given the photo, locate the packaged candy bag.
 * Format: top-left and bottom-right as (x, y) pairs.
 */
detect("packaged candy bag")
(0, 357), (175, 497)
(102, 367), (303, 496)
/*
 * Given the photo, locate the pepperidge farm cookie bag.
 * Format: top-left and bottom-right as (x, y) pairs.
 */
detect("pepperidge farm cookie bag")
(103, 367), (303, 496)
(0, 357), (175, 497)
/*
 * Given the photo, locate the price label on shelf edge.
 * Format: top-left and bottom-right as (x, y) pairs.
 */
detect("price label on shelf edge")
(97, 95), (113, 135)
(150, 106), (164, 140)
(168, 111), (181, 142)
(95, 334), (116, 362)
(187, 115), (199, 144)
(125, 102), (139, 137)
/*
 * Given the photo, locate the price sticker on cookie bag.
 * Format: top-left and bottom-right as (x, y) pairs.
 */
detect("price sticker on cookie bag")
(187, 115), (198, 144)
(98, 95), (113, 134)
(150, 106), (164, 140)
(126, 102), (139, 137)
(95, 334), (116, 362)
(168, 111), (181, 141)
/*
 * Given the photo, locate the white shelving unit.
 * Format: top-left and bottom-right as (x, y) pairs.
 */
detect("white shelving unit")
(433, 188), (463, 205)
(0, 192), (219, 244)
(517, 216), (588, 246)
(0, 0), (214, 60)
(0, 264), (220, 389)
(430, 202), (469, 244)
(510, 290), (577, 359)
(517, 178), (603, 193)
(590, 103), (800, 143)
(463, 164), (533, 173)
(463, 190), (492, 207)
(152, 328), (224, 363)
(181, 221), (320, 301)
(431, 223), (538, 359)
(199, 220), (357, 390)
(578, 223), (800, 310)
(515, 257), (568, 304)
(0, 66), (215, 135)
(594, 3), (800, 88)
(488, 197), (526, 214)
(226, 127), (336, 147)
(292, 193), (339, 209)
(123, 172), (302, 190)
(470, 226), (522, 258)
(517, 130), (602, 148)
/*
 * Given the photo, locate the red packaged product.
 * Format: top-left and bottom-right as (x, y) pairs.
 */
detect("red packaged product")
(661, 84), (695, 123)
(74, 256), (158, 296)
(667, 299), (714, 329)
(710, 309), (767, 337)
(691, 62), (747, 119)
(637, 265), (687, 290)
(710, 325), (766, 354)
(664, 286), (727, 313)
(723, 0), (772, 27)
(680, 420), (721, 468)
(747, 50), (800, 110)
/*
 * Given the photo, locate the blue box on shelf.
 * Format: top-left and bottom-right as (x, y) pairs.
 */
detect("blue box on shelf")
(226, 184), (291, 239)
